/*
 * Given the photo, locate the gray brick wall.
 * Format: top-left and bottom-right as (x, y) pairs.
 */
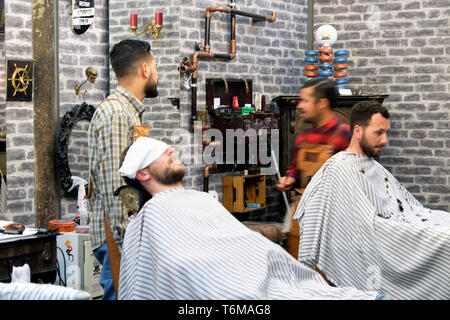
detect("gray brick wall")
(180, 0), (307, 221)
(1, 0), (35, 224)
(109, 0), (308, 222)
(58, 0), (110, 220)
(314, 0), (449, 211)
(0, 36), (5, 130)
(3, 0), (446, 226)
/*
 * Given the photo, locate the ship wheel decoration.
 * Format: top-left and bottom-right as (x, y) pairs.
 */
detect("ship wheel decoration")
(6, 59), (36, 101)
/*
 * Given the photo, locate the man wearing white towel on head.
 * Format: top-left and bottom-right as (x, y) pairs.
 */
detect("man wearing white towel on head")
(117, 136), (383, 300)
(294, 100), (450, 300)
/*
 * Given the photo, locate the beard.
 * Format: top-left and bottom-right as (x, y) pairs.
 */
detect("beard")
(360, 133), (381, 158)
(150, 163), (186, 186)
(144, 79), (158, 98)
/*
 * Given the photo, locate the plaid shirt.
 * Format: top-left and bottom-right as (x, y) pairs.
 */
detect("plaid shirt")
(287, 116), (351, 180)
(88, 86), (145, 250)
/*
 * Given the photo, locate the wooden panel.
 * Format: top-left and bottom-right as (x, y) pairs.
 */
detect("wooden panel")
(222, 176), (234, 212)
(222, 174), (266, 213)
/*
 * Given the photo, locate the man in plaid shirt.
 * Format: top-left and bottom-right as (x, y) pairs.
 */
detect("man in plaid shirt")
(88, 39), (158, 300)
(276, 79), (351, 191)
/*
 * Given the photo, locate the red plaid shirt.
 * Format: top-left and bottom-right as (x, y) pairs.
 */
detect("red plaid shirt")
(287, 116), (351, 179)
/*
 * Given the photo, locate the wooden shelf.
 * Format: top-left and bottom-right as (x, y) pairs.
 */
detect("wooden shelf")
(223, 174), (266, 213)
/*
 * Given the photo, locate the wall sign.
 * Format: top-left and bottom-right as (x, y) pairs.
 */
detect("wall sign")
(6, 59), (35, 101)
(72, 0), (95, 35)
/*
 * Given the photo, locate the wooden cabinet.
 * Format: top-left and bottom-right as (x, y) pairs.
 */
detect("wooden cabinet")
(223, 174), (266, 213)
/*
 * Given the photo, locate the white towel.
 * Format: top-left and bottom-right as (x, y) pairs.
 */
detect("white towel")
(11, 263), (31, 283)
(119, 137), (169, 179)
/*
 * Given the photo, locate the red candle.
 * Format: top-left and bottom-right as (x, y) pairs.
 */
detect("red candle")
(155, 12), (163, 26)
(130, 13), (137, 27)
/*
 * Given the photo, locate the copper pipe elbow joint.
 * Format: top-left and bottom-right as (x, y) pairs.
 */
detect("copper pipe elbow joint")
(203, 164), (218, 177)
(268, 11), (277, 22)
(206, 6), (231, 19)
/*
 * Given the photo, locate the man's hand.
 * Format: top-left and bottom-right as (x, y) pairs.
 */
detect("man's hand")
(276, 176), (296, 192)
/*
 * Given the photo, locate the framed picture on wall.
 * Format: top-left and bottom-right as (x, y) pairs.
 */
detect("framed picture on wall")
(6, 59), (35, 101)
(0, 0), (4, 36)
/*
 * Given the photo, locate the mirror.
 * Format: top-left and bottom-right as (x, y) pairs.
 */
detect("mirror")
(56, 102), (96, 196)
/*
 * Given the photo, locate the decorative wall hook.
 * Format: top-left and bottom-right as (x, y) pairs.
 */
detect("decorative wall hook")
(130, 12), (163, 39)
(75, 67), (98, 95)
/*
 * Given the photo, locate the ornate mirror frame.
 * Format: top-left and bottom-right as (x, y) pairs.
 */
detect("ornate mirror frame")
(56, 102), (96, 195)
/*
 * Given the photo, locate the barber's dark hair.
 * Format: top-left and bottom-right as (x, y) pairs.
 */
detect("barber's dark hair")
(110, 39), (152, 79)
(302, 78), (337, 109)
(350, 100), (390, 135)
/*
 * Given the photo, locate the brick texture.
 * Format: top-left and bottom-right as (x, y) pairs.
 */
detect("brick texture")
(314, 0), (450, 211)
(1, 0), (447, 226)
(1, 0), (35, 224)
(109, 0), (309, 222)
(58, 0), (110, 220)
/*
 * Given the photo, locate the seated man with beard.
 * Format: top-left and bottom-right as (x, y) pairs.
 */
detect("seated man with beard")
(116, 137), (383, 300)
(293, 100), (450, 300)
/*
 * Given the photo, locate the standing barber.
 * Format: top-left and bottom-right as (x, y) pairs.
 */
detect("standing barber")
(276, 79), (350, 259)
(87, 39), (158, 300)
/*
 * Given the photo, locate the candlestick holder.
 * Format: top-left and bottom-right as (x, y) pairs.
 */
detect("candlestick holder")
(130, 12), (163, 40)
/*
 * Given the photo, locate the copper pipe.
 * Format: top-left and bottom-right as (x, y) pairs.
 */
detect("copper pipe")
(205, 6), (231, 19)
(230, 39), (236, 59)
(204, 164), (218, 177)
(202, 140), (221, 147)
(188, 51), (214, 78)
(264, 11), (277, 23)
(203, 163), (218, 192)
(181, 2), (276, 128)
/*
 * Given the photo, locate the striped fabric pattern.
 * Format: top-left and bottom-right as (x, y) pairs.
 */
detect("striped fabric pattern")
(294, 151), (450, 300)
(88, 86), (145, 250)
(0, 283), (91, 300)
(118, 188), (378, 300)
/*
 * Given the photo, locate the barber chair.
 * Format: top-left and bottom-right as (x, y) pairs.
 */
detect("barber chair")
(242, 221), (287, 247)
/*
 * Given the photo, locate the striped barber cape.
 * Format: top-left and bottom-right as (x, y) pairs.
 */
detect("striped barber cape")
(293, 151), (450, 300)
(118, 188), (377, 300)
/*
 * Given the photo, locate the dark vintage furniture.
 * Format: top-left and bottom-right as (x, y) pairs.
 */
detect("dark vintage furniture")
(0, 230), (58, 283)
(206, 78), (280, 169)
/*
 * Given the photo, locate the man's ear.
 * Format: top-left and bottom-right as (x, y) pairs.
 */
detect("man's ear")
(353, 125), (363, 140)
(136, 168), (151, 182)
(138, 61), (150, 79)
(317, 98), (330, 111)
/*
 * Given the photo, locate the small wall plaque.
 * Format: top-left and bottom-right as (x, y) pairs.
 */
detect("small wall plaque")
(72, 0), (95, 35)
(6, 59), (35, 101)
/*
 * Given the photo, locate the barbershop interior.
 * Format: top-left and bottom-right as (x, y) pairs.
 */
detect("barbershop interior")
(0, 0), (449, 302)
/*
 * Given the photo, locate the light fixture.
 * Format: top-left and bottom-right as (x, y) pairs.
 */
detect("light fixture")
(130, 12), (163, 39)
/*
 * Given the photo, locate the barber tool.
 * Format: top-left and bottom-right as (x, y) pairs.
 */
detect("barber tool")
(271, 150), (291, 214)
